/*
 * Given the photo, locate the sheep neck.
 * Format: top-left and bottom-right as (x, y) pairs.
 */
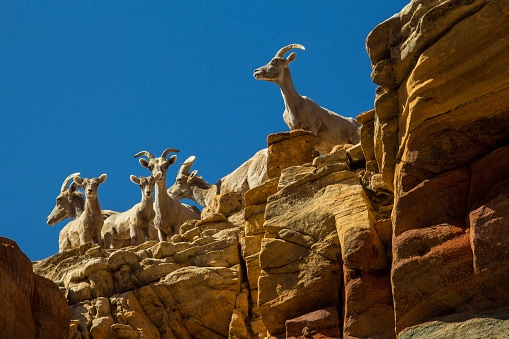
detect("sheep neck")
(139, 191), (154, 213)
(70, 194), (85, 219)
(155, 179), (176, 216)
(278, 68), (304, 112)
(82, 196), (101, 222)
(191, 183), (217, 207)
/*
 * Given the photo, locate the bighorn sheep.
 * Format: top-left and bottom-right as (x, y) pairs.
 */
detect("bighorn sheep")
(168, 148), (268, 207)
(47, 173), (116, 252)
(254, 44), (361, 154)
(135, 148), (200, 241)
(101, 173), (161, 249)
(70, 173), (107, 246)
(47, 173), (84, 227)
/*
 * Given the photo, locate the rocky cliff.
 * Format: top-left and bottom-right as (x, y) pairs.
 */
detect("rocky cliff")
(0, 237), (70, 339)
(3, 0), (509, 338)
(366, 0), (509, 337)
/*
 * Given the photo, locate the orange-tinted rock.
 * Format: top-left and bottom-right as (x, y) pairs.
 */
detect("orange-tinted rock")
(285, 307), (340, 339)
(266, 129), (316, 178)
(0, 237), (70, 339)
(469, 178), (509, 273)
(392, 167), (470, 236)
(343, 269), (394, 339)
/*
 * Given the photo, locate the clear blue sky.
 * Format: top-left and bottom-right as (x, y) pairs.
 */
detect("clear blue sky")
(1, 1), (408, 261)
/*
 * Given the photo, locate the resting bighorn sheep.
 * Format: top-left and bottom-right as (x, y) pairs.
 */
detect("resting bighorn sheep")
(101, 173), (161, 249)
(47, 172), (84, 226)
(168, 148), (268, 207)
(254, 44), (361, 154)
(135, 148), (200, 241)
(47, 173), (116, 252)
(70, 174), (107, 246)
(47, 172), (85, 251)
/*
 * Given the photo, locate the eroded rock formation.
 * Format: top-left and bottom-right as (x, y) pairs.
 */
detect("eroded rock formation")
(0, 237), (70, 339)
(3, 1), (508, 338)
(366, 0), (509, 337)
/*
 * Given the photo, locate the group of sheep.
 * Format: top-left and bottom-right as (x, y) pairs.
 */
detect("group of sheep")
(46, 147), (268, 252)
(46, 44), (361, 252)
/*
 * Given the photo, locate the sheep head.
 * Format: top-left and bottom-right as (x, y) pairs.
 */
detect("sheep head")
(130, 172), (162, 199)
(74, 174), (107, 199)
(253, 44), (305, 84)
(169, 155), (197, 199)
(134, 148), (179, 181)
(47, 172), (84, 226)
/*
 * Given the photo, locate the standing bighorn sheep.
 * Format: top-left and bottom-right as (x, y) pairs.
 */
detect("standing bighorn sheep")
(135, 148), (200, 241)
(254, 44), (361, 154)
(47, 173), (116, 252)
(71, 173), (107, 247)
(168, 148), (268, 207)
(101, 173), (161, 249)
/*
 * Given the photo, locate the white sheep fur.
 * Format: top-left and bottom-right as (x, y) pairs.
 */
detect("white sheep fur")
(254, 44), (361, 154)
(135, 148), (201, 241)
(47, 172), (116, 252)
(168, 148), (268, 207)
(102, 173), (161, 249)
(67, 173), (107, 247)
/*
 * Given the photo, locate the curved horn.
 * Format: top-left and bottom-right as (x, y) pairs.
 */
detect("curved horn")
(178, 155), (196, 176)
(134, 150), (155, 159)
(161, 148), (180, 159)
(275, 44), (305, 58)
(61, 172), (81, 192)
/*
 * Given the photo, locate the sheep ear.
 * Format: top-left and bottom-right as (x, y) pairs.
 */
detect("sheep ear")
(287, 52), (297, 64)
(188, 170), (198, 183)
(167, 155), (177, 166)
(98, 174), (107, 183)
(139, 158), (150, 168)
(69, 182), (78, 192)
(73, 176), (83, 186)
(130, 175), (140, 185)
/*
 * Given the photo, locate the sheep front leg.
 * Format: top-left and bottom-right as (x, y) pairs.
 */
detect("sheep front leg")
(103, 231), (112, 249)
(130, 225), (139, 246)
(148, 224), (158, 241)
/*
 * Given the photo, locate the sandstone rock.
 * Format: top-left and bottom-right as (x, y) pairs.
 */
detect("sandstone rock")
(266, 129), (316, 178)
(399, 311), (509, 339)
(259, 154), (387, 335)
(346, 143), (365, 168)
(0, 237), (70, 339)
(18, 3), (509, 338)
(392, 227), (474, 332)
(469, 178), (509, 273)
(392, 167), (470, 236)
(245, 177), (279, 207)
(343, 268), (394, 339)
(366, 0), (509, 336)
(285, 307), (341, 339)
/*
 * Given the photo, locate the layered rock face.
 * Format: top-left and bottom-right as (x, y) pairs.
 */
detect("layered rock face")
(33, 130), (394, 338)
(4, 1), (506, 338)
(0, 237), (70, 339)
(366, 0), (509, 336)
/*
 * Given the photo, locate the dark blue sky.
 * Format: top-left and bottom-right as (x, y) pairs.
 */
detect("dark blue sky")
(0, 1), (408, 260)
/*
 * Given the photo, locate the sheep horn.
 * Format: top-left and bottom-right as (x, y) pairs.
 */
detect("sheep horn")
(275, 44), (305, 58)
(134, 150), (155, 159)
(60, 172), (80, 192)
(178, 156), (196, 176)
(161, 148), (180, 159)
